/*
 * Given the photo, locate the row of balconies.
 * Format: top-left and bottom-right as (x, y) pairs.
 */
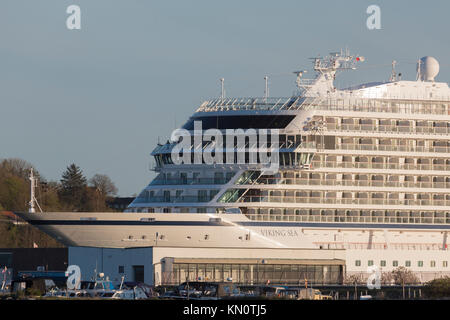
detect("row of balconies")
(244, 214), (450, 225)
(239, 196), (450, 206)
(335, 143), (450, 153)
(316, 99), (448, 115)
(326, 123), (450, 135)
(249, 177), (450, 189)
(310, 160), (450, 171)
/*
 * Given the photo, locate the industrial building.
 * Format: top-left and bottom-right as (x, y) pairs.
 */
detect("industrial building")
(68, 246), (345, 286)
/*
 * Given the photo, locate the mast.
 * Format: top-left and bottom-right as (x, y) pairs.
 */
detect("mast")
(29, 168), (36, 213)
(220, 78), (225, 101)
(264, 76), (269, 102)
(29, 168), (43, 213)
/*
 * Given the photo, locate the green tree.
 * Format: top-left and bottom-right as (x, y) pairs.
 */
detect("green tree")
(0, 175), (28, 211)
(424, 277), (450, 299)
(59, 164), (87, 211)
(0, 158), (64, 247)
(0, 159), (33, 211)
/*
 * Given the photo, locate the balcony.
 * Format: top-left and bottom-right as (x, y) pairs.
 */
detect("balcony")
(246, 177), (450, 189)
(244, 213), (450, 225)
(151, 177), (230, 186)
(335, 143), (450, 153)
(311, 161), (450, 171)
(326, 123), (450, 135)
(238, 195), (450, 207)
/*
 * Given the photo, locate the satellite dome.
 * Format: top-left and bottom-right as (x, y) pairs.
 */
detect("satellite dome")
(417, 56), (439, 81)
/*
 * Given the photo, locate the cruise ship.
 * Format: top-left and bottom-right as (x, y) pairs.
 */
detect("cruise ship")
(16, 51), (450, 282)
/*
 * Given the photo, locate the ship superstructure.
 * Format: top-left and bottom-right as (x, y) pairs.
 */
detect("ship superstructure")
(17, 51), (450, 282)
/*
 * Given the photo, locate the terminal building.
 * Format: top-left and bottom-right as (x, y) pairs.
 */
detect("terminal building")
(68, 246), (345, 286)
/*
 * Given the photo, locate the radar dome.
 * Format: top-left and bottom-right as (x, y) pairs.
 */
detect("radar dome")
(417, 56), (439, 81)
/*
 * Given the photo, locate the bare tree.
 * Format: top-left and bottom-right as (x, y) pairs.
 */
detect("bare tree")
(89, 174), (118, 197)
(344, 273), (364, 300)
(381, 271), (394, 285)
(391, 266), (420, 299)
(0, 158), (36, 179)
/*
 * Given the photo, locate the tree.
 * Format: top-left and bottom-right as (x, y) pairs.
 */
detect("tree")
(0, 158), (35, 180)
(0, 159), (36, 211)
(0, 158), (64, 247)
(59, 164), (87, 210)
(89, 174), (118, 197)
(390, 266), (420, 299)
(424, 277), (450, 299)
(344, 274), (364, 300)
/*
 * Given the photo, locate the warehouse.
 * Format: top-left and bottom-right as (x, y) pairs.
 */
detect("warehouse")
(68, 246), (345, 286)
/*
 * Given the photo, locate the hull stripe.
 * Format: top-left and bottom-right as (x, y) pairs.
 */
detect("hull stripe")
(26, 219), (450, 230)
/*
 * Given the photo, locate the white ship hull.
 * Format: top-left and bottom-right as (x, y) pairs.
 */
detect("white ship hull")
(16, 211), (450, 280)
(16, 211), (450, 249)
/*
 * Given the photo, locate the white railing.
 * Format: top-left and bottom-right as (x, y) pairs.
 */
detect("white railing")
(240, 196), (450, 207)
(244, 214), (450, 225)
(196, 96), (450, 115)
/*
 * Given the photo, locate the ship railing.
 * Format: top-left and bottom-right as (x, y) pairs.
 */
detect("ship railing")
(150, 177), (231, 185)
(333, 144), (450, 154)
(132, 195), (215, 204)
(326, 124), (450, 135)
(316, 97), (450, 115)
(196, 97), (300, 112)
(245, 177), (450, 189)
(239, 196), (450, 207)
(310, 161), (450, 171)
(244, 214), (450, 225)
(312, 241), (447, 251)
(196, 96), (449, 114)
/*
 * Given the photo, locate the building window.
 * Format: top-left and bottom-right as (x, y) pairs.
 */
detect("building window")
(226, 172), (235, 181)
(443, 261), (448, 268)
(393, 260), (399, 267)
(380, 260), (386, 267)
(355, 260), (361, 267)
(405, 261), (411, 267)
(118, 266), (124, 274)
(430, 261), (436, 267)
(368, 260), (374, 266)
(418, 261), (424, 267)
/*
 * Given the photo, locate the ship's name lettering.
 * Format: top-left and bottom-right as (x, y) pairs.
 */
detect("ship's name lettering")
(260, 229), (299, 237)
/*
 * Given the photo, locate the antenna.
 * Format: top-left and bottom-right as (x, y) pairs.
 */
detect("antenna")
(416, 59), (421, 81)
(389, 60), (397, 82)
(220, 78), (225, 100)
(264, 76), (269, 101)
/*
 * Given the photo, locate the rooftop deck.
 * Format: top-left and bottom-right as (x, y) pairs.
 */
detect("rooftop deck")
(196, 96), (450, 115)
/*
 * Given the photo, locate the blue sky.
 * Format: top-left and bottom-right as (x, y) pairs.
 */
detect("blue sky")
(0, 0), (449, 196)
